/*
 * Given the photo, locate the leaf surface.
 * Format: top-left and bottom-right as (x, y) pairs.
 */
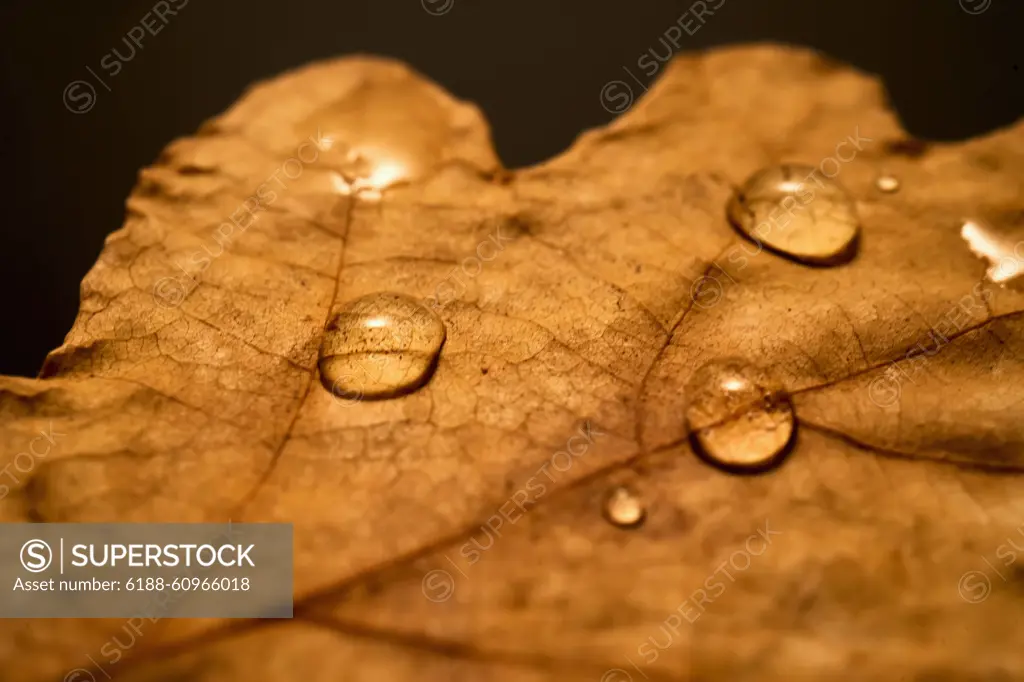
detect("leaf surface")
(2, 46), (1024, 682)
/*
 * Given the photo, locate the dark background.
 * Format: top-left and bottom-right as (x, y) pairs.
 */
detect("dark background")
(0, 0), (1020, 377)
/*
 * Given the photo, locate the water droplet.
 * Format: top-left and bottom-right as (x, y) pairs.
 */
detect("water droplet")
(875, 174), (900, 193)
(960, 218), (1024, 284)
(684, 358), (795, 472)
(318, 293), (446, 400)
(298, 80), (450, 200)
(603, 486), (646, 529)
(727, 164), (859, 265)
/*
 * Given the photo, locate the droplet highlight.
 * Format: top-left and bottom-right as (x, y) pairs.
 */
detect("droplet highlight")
(298, 80), (451, 201)
(603, 486), (646, 529)
(727, 164), (860, 265)
(960, 218), (1024, 285)
(684, 358), (795, 472)
(319, 292), (446, 400)
(874, 174), (900, 193)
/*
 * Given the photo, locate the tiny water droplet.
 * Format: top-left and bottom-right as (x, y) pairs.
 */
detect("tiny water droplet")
(684, 358), (795, 472)
(727, 164), (859, 265)
(960, 218), (1024, 284)
(318, 292), (445, 400)
(875, 174), (900, 193)
(603, 486), (646, 529)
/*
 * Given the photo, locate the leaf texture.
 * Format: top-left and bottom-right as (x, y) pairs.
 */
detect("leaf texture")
(2, 45), (1024, 682)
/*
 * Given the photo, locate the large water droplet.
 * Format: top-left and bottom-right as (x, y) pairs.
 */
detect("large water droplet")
(960, 218), (1024, 285)
(727, 164), (860, 265)
(684, 358), (795, 472)
(602, 486), (646, 529)
(298, 80), (450, 200)
(319, 293), (446, 400)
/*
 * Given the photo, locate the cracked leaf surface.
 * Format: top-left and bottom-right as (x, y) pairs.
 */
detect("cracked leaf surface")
(2, 46), (1024, 682)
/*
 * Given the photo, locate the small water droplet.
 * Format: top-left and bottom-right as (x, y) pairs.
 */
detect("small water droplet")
(875, 174), (900, 193)
(684, 358), (795, 472)
(318, 293), (446, 400)
(960, 218), (1024, 284)
(603, 486), (646, 529)
(298, 80), (450, 200)
(727, 164), (859, 265)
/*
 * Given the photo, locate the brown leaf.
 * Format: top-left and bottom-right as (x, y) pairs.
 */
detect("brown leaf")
(3, 46), (1024, 681)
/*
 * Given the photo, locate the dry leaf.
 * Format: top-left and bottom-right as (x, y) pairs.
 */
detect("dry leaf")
(2, 45), (1024, 681)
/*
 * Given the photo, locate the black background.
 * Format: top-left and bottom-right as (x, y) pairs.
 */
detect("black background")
(0, 0), (1020, 377)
